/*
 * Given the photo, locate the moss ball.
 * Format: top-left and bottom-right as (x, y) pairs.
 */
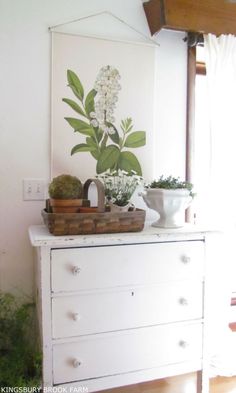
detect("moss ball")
(49, 174), (83, 199)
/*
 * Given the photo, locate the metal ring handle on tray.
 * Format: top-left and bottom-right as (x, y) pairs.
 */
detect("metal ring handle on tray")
(83, 178), (106, 213)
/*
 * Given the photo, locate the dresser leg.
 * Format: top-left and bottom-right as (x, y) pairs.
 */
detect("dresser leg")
(197, 370), (210, 393)
(197, 370), (202, 393)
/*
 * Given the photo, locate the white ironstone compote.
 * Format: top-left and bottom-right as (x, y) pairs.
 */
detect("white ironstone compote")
(141, 188), (192, 228)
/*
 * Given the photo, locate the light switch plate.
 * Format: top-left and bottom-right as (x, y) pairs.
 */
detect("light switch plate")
(23, 179), (46, 201)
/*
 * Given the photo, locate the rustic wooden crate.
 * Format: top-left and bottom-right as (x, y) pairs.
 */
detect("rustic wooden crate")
(41, 208), (146, 236)
(42, 178), (146, 235)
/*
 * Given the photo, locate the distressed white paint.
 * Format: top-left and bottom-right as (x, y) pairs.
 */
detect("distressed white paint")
(30, 225), (208, 392)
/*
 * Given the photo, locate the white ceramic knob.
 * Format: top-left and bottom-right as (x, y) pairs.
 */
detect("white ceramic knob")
(181, 255), (191, 264)
(179, 297), (188, 306)
(72, 313), (80, 321)
(179, 340), (189, 349)
(72, 266), (81, 275)
(73, 359), (81, 368)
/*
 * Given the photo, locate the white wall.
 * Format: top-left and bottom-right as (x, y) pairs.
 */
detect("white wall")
(154, 29), (187, 178)
(0, 0), (187, 296)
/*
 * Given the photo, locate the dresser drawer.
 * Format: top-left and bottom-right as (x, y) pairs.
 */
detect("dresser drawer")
(52, 281), (203, 338)
(51, 241), (204, 293)
(53, 322), (202, 384)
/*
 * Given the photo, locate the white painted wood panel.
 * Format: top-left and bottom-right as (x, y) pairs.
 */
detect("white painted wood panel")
(54, 360), (202, 393)
(52, 281), (203, 338)
(51, 241), (204, 293)
(53, 322), (203, 384)
(37, 247), (53, 386)
(29, 224), (206, 248)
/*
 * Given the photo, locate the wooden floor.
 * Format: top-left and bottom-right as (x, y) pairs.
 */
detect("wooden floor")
(100, 373), (236, 393)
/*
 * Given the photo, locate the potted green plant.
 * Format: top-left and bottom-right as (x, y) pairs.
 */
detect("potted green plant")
(48, 174), (85, 213)
(0, 291), (41, 386)
(98, 170), (142, 212)
(140, 175), (194, 228)
(63, 66), (146, 175)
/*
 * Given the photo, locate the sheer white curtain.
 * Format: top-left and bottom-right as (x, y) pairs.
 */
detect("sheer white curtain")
(204, 33), (236, 377)
(204, 34), (236, 226)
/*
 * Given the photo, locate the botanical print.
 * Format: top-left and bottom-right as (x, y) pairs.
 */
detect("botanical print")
(63, 65), (146, 175)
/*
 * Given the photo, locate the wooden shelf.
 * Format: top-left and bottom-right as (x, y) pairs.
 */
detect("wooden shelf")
(143, 0), (236, 36)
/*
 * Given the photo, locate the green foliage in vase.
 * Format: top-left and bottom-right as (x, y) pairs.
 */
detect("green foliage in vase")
(146, 175), (195, 197)
(0, 292), (42, 387)
(48, 174), (83, 199)
(63, 66), (146, 176)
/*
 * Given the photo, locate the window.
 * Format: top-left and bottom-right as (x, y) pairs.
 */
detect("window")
(188, 38), (236, 331)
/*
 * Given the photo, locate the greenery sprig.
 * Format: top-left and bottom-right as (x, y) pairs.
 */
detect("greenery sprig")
(146, 175), (195, 197)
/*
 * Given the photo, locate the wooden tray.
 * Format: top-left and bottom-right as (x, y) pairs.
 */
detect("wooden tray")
(42, 178), (146, 236)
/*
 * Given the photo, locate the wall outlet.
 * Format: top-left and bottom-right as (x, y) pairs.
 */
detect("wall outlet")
(23, 179), (46, 201)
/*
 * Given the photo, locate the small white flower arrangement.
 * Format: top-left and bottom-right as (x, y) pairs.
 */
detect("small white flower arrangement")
(63, 65), (146, 175)
(98, 170), (142, 207)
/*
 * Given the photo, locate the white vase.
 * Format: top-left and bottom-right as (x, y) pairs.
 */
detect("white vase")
(140, 188), (192, 228)
(108, 201), (134, 213)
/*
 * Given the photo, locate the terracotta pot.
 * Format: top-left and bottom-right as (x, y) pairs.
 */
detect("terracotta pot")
(79, 207), (98, 213)
(50, 198), (89, 213)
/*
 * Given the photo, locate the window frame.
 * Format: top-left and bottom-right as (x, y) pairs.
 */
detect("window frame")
(186, 35), (205, 222)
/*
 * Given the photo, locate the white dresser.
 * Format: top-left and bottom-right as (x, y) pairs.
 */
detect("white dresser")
(29, 224), (214, 393)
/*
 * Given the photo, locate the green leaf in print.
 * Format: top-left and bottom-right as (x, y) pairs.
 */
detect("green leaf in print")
(91, 150), (100, 160)
(62, 98), (86, 118)
(96, 145), (120, 174)
(71, 143), (96, 155)
(86, 137), (97, 149)
(67, 70), (84, 101)
(121, 118), (133, 133)
(96, 128), (104, 143)
(85, 89), (97, 117)
(69, 85), (83, 102)
(106, 123), (120, 145)
(118, 151), (142, 176)
(65, 118), (94, 136)
(100, 133), (108, 152)
(86, 137), (100, 159)
(124, 131), (146, 148)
